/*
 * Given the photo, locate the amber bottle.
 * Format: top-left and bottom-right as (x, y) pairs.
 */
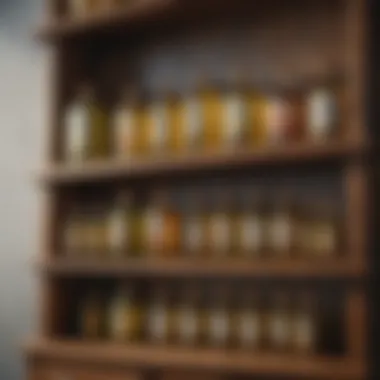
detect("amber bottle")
(79, 290), (105, 340)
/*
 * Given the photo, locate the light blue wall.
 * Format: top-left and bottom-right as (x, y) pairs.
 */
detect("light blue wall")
(0, 1), (45, 379)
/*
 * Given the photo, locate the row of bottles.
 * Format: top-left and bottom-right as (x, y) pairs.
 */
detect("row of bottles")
(67, 0), (138, 19)
(62, 187), (340, 259)
(79, 282), (317, 354)
(63, 81), (341, 163)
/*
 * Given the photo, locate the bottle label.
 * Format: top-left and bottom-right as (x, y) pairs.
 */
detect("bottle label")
(209, 311), (229, 345)
(239, 312), (260, 346)
(269, 314), (289, 348)
(294, 314), (314, 351)
(209, 214), (231, 253)
(270, 215), (292, 253)
(240, 215), (262, 253)
(184, 217), (204, 253)
(150, 103), (167, 151)
(114, 108), (134, 157)
(65, 104), (87, 162)
(178, 307), (198, 343)
(149, 306), (168, 342)
(108, 210), (127, 253)
(184, 98), (202, 146)
(308, 90), (335, 138)
(223, 93), (245, 145)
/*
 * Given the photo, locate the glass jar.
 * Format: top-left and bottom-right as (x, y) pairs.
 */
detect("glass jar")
(238, 190), (264, 258)
(108, 283), (141, 342)
(292, 292), (317, 354)
(267, 292), (292, 352)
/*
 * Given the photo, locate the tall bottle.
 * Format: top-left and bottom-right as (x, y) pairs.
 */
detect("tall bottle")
(182, 189), (206, 256)
(107, 191), (134, 259)
(147, 285), (172, 344)
(107, 283), (141, 342)
(167, 91), (183, 155)
(64, 85), (92, 163)
(112, 89), (138, 160)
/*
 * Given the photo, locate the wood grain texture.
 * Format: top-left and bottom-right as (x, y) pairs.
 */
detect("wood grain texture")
(24, 339), (366, 379)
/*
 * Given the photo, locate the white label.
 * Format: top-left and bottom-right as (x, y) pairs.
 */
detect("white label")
(178, 307), (198, 343)
(238, 312), (260, 347)
(150, 103), (167, 151)
(269, 314), (290, 348)
(145, 211), (163, 250)
(209, 310), (229, 345)
(308, 90), (335, 139)
(114, 108), (134, 158)
(184, 98), (202, 146)
(223, 93), (245, 145)
(209, 214), (230, 253)
(270, 215), (292, 253)
(149, 306), (168, 342)
(108, 210), (127, 253)
(266, 98), (288, 143)
(184, 217), (203, 253)
(240, 215), (262, 254)
(294, 314), (314, 351)
(65, 104), (87, 162)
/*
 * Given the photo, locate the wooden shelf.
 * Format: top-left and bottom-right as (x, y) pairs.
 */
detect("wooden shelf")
(38, 257), (365, 279)
(36, 0), (177, 42)
(25, 339), (365, 379)
(41, 140), (362, 186)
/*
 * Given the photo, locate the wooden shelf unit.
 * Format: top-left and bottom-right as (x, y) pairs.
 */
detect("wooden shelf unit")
(27, 0), (371, 380)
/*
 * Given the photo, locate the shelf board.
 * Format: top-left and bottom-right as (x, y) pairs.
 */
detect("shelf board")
(36, 0), (177, 42)
(38, 257), (365, 279)
(24, 339), (365, 379)
(41, 140), (362, 186)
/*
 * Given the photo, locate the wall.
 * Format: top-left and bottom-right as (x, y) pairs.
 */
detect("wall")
(0, 0), (45, 379)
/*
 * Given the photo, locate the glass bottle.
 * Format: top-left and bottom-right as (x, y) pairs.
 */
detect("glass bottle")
(182, 190), (206, 256)
(207, 284), (230, 348)
(207, 189), (233, 258)
(238, 190), (264, 258)
(107, 191), (134, 259)
(62, 205), (83, 256)
(176, 284), (200, 346)
(306, 86), (338, 141)
(64, 85), (91, 163)
(267, 291), (292, 352)
(146, 95), (169, 156)
(134, 94), (149, 157)
(267, 192), (295, 259)
(292, 292), (317, 354)
(308, 199), (339, 259)
(108, 283), (141, 342)
(79, 290), (104, 340)
(248, 88), (269, 147)
(147, 285), (172, 344)
(182, 86), (204, 152)
(112, 89), (137, 160)
(167, 92), (183, 155)
(221, 75), (248, 150)
(235, 290), (262, 350)
(90, 203), (109, 259)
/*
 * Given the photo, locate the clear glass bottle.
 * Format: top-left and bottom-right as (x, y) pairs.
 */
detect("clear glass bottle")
(182, 189), (206, 256)
(107, 191), (134, 259)
(235, 290), (262, 350)
(207, 284), (230, 348)
(238, 190), (264, 258)
(112, 89), (137, 160)
(64, 85), (91, 163)
(176, 284), (200, 346)
(79, 290), (104, 340)
(267, 291), (292, 352)
(147, 285), (172, 344)
(107, 283), (141, 342)
(292, 292), (317, 354)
